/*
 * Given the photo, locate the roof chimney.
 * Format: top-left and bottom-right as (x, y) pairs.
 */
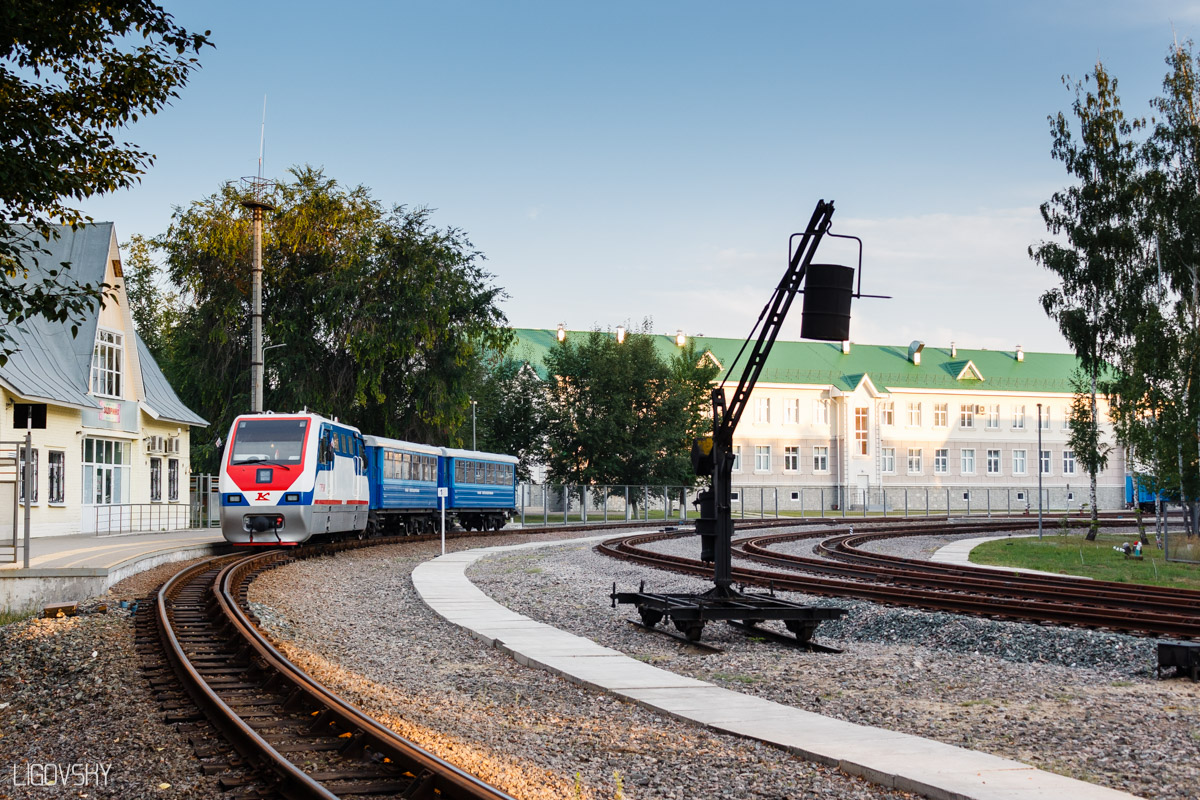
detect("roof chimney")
(950, 341), (956, 358)
(908, 340), (924, 366)
(1016, 344), (1024, 362)
(841, 340), (851, 355)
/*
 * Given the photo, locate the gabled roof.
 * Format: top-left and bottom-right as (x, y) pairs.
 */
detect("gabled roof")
(506, 328), (1083, 394)
(1, 224), (207, 426)
(135, 333), (207, 426)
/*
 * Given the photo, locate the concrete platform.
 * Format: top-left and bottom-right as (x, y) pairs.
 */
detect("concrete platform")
(412, 534), (1140, 800)
(0, 529), (228, 611)
(931, 534), (1093, 579)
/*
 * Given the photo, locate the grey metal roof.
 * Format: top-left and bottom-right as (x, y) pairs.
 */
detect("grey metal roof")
(1, 223), (207, 426)
(1, 223), (112, 408)
(136, 333), (207, 426)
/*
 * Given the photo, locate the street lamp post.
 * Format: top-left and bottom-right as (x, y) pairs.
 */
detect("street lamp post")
(470, 399), (477, 450)
(1036, 402), (1043, 539)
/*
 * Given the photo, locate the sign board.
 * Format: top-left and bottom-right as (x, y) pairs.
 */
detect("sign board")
(437, 487), (448, 498)
(100, 402), (121, 423)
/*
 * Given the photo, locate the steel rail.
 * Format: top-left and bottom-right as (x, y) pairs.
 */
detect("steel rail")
(217, 552), (514, 800)
(156, 548), (515, 800)
(597, 524), (1200, 639)
(734, 523), (1200, 614)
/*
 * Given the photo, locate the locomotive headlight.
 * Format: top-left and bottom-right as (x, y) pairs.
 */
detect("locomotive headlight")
(285, 493), (300, 503)
(226, 493), (244, 504)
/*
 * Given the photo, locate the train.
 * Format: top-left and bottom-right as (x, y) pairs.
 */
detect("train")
(1125, 475), (1185, 512)
(218, 411), (518, 545)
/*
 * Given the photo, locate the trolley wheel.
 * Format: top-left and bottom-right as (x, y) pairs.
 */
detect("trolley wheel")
(638, 608), (664, 628)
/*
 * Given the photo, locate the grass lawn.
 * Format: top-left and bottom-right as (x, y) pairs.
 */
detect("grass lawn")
(971, 533), (1200, 590)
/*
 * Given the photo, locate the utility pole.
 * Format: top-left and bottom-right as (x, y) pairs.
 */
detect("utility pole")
(241, 178), (274, 413)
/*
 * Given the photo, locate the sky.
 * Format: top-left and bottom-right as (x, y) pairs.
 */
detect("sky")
(81, 0), (1200, 354)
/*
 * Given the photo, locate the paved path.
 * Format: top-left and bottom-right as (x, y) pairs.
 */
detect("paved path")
(412, 534), (1138, 800)
(0, 528), (226, 610)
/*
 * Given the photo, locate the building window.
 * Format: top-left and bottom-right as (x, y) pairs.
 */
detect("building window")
(907, 401), (922, 427)
(1013, 449), (1027, 475)
(986, 404), (1000, 429)
(854, 407), (869, 456)
(168, 459), (180, 502)
(730, 491), (740, 502)
(987, 449), (1001, 475)
(907, 448), (923, 474)
(813, 446), (829, 473)
(1040, 408), (1051, 430)
(813, 399), (829, 426)
(960, 404), (975, 429)
(790, 491), (800, 501)
(784, 398), (800, 425)
(880, 447), (895, 473)
(960, 448), (976, 474)
(82, 437), (130, 505)
(1063, 449), (1076, 475)
(150, 457), (162, 502)
(731, 445), (741, 472)
(90, 329), (124, 398)
(754, 445), (771, 473)
(880, 401), (894, 426)
(934, 448), (948, 475)
(933, 402), (948, 428)
(755, 397), (771, 424)
(784, 446), (800, 472)
(48, 451), (65, 504)
(1040, 449), (1051, 475)
(1012, 405), (1026, 429)
(1017, 490), (1026, 502)
(18, 447), (38, 504)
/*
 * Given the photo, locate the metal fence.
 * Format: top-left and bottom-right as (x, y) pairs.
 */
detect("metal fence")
(92, 503), (195, 536)
(514, 483), (1123, 526)
(190, 474), (221, 529)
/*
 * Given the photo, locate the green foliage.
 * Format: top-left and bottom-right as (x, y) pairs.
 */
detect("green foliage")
(455, 352), (546, 480)
(1032, 61), (1149, 535)
(0, 1), (210, 365)
(541, 323), (718, 492)
(122, 234), (180, 360)
(154, 166), (510, 471)
(971, 535), (1199, 589)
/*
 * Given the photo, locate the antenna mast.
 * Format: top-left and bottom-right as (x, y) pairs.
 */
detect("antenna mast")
(242, 95), (274, 413)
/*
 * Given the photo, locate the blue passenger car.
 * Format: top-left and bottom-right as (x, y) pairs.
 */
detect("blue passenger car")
(364, 435), (442, 534)
(443, 447), (518, 530)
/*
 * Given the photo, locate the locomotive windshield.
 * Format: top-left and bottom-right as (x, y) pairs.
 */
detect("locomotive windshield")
(230, 418), (309, 465)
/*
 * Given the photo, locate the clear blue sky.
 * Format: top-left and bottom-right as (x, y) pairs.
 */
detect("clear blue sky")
(83, 0), (1200, 353)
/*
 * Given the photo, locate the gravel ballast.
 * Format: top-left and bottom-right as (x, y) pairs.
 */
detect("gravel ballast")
(470, 528), (1200, 800)
(247, 532), (920, 800)
(0, 558), (227, 800)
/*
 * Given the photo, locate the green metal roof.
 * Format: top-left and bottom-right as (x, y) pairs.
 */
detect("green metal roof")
(506, 328), (1083, 394)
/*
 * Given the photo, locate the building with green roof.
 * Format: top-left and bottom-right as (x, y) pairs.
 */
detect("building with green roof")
(508, 328), (1126, 511)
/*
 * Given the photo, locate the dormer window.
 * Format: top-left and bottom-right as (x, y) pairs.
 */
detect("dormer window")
(91, 329), (123, 398)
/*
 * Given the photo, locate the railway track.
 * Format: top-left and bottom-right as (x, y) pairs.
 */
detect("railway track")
(598, 517), (1200, 639)
(149, 543), (515, 800)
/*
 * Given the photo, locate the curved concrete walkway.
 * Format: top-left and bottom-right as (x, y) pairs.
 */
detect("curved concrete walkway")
(412, 534), (1139, 800)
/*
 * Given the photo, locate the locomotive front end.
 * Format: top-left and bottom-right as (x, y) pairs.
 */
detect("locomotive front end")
(219, 415), (316, 545)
